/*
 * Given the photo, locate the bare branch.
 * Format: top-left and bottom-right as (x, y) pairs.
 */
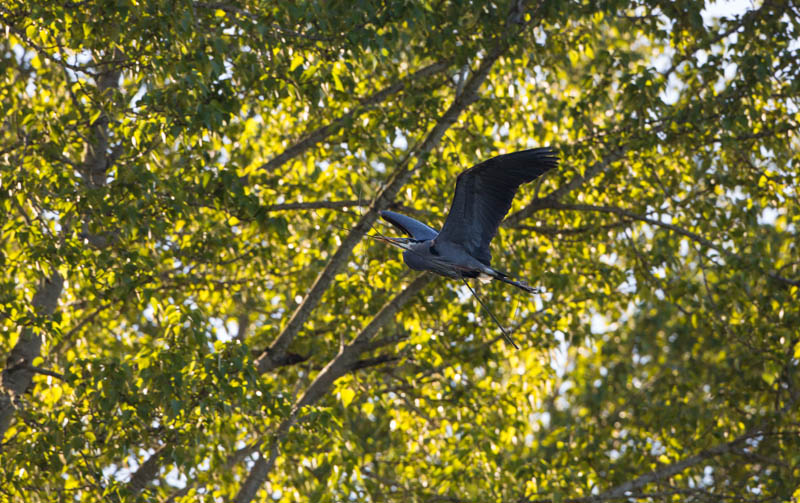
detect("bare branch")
(235, 274), (433, 503)
(592, 429), (760, 502)
(259, 59), (452, 174)
(349, 354), (401, 372)
(541, 202), (799, 287)
(24, 364), (65, 381)
(127, 444), (169, 497)
(264, 200), (366, 212)
(505, 145), (627, 227)
(513, 219), (632, 237)
(520, 429), (768, 503)
(546, 202), (724, 252)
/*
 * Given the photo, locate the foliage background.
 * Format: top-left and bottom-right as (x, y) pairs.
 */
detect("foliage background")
(1, 0), (799, 501)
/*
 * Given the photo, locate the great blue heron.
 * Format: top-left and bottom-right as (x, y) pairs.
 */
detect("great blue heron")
(377, 147), (558, 348)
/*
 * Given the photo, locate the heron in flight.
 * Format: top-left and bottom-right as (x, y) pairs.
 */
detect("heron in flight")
(377, 147), (558, 348)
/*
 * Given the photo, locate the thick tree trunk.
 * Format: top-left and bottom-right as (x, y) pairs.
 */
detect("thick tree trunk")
(1, 51), (120, 441)
(0, 273), (63, 438)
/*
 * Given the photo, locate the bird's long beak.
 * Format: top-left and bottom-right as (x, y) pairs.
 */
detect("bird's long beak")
(373, 235), (414, 251)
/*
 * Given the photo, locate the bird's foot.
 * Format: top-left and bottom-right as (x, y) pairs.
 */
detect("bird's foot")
(511, 279), (542, 294)
(521, 283), (542, 294)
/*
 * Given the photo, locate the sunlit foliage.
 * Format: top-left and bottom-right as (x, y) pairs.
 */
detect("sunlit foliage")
(1, 0), (799, 501)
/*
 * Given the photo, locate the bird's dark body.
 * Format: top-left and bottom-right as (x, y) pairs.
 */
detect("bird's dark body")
(380, 147), (558, 293)
(400, 239), (488, 279)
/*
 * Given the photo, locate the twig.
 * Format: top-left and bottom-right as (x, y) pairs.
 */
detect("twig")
(264, 200), (367, 212)
(26, 364), (65, 381)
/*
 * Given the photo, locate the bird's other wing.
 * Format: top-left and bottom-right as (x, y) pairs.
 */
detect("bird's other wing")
(380, 210), (439, 241)
(436, 147), (558, 266)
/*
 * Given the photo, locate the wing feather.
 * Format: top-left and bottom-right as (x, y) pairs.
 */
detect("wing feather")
(436, 147), (558, 265)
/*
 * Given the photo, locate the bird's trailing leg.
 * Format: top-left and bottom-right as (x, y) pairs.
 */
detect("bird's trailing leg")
(495, 275), (541, 294)
(461, 278), (519, 350)
(488, 270), (541, 294)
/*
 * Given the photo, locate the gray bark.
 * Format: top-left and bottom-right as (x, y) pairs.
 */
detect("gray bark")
(0, 273), (64, 438)
(0, 52), (121, 440)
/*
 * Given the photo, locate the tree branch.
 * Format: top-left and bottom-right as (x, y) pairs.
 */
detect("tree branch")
(348, 354), (401, 372)
(236, 9), (550, 498)
(259, 59), (452, 174)
(254, 38), (508, 375)
(162, 442), (259, 503)
(545, 202), (724, 252)
(24, 364), (65, 381)
(263, 199), (366, 212)
(521, 429), (765, 503)
(591, 429), (759, 502)
(234, 274), (433, 503)
(540, 202), (800, 287)
(1, 15), (96, 75)
(514, 219), (632, 237)
(126, 444), (170, 498)
(504, 145), (627, 227)
(0, 273), (63, 437)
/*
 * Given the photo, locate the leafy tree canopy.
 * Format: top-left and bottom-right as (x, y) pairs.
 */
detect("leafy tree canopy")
(1, 0), (799, 501)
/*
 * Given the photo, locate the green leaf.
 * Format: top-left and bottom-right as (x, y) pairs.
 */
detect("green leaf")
(340, 388), (355, 408)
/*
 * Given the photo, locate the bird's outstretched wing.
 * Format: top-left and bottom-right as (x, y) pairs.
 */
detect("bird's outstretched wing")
(436, 147), (558, 266)
(380, 210), (439, 241)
